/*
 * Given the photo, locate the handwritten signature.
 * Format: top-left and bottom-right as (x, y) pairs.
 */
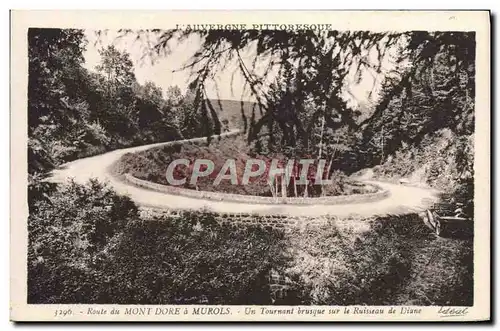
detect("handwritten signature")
(438, 307), (469, 318)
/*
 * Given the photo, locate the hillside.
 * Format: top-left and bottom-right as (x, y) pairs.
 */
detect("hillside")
(208, 99), (261, 131)
(369, 129), (474, 215)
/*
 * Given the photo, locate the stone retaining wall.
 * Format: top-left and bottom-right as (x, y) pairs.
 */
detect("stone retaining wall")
(139, 207), (375, 232)
(140, 207), (298, 228)
(124, 173), (390, 206)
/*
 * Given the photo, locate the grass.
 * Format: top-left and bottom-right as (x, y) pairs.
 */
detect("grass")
(280, 214), (473, 306)
(28, 178), (473, 305)
(29, 211), (473, 305)
(112, 134), (377, 198)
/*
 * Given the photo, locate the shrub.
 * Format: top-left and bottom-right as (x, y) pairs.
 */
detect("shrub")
(27, 180), (472, 305)
(282, 214), (473, 306)
(112, 135), (362, 197)
(373, 129), (474, 217)
(28, 180), (288, 304)
(28, 179), (139, 303)
(97, 212), (287, 304)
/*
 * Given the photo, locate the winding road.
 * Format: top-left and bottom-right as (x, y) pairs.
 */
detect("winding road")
(50, 132), (440, 217)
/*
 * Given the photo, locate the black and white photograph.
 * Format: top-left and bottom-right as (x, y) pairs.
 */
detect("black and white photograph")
(10, 10), (490, 322)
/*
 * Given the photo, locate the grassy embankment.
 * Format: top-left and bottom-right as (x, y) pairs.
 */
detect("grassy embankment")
(112, 134), (376, 198)
(28, 180), (473, 305)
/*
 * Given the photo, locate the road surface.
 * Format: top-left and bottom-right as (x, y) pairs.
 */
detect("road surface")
(50, 133), (440, 217)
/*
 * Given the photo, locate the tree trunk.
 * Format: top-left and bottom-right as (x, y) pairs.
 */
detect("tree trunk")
(321, 135), (339, 197)
(326, 157), (334, 179)
(268, 177), (276, 198)
(321, 157), (334, 197)
(381, 125), (385, 164)
(430, 66), (435, 92)
(281, 174), (287, 198)
(318, 114), (325, 159)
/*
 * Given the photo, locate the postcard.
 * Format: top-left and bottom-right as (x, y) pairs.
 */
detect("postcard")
(10, 10), (490, 322)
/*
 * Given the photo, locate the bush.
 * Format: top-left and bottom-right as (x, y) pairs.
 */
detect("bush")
(97, 212), (287, 304)
(112, 135), (364, 197)
(28, 180), (288, 304)
(282, 214), (473, 306)
(28, 179), (139, 303)
(27, 180), (472, 305)
(373, 129), (474, 217)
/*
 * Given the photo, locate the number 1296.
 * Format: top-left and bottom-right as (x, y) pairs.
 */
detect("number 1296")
(54, 309), (72, 317)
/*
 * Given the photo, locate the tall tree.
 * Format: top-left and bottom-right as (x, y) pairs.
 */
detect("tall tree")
(28, 28), (88, 173)
(94, 45), (137, 141)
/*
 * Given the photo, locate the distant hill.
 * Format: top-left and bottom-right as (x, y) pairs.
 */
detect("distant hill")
(207, 99), (261, 130)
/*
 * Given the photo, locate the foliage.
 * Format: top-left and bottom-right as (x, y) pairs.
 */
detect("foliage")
(112, 135), (374, 198)
(371, 129), (474, 216)
(28, 179), (138, 303)
(27, 28), (476, 306)
(117, 30), (475, 204)
(283, 214), (473, 306)
(121, 29), (400, 141)
(99, 213), (286, 304)
(360, 32), (474, 164)
(28, 28), (211, 175)
(120, 30), (472, 151)
(30, 29), (475, 205)
(352, 32), (476, 215)
(27, 179), (472, 306)
(28, 180), (287, 304)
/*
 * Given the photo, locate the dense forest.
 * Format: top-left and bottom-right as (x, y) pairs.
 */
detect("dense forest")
(358, 32), (475, 215)
(27, 28), (475, 304)
(28, 28), (220, 177)
(130, 29), (474, 211)
(28, 29), (475, 206)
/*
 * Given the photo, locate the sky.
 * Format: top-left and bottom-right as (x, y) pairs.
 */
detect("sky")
(83, 30), (395, 106)
(83, 30), (255, 101)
